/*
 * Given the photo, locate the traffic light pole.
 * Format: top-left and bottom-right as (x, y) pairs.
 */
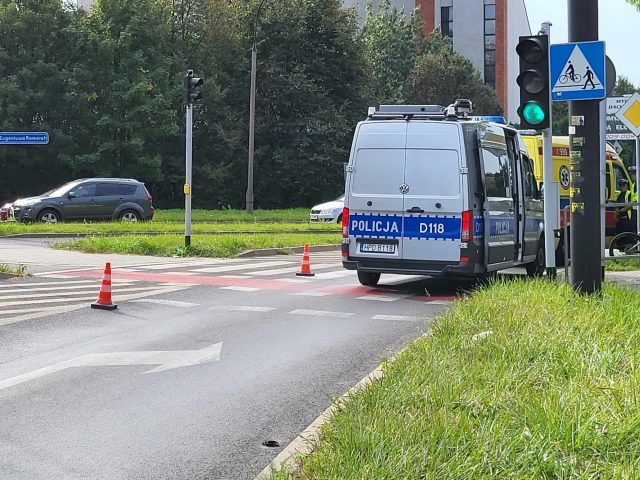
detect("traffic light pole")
(568, 0), (601, 293)
(185, 104), (193, 248)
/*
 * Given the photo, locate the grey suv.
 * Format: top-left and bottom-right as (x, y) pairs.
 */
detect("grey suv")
(10, 178), (154, 223)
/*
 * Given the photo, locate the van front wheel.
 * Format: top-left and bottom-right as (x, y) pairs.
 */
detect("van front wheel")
(357, 271), (380, 286)
(526, 241), (546, 277)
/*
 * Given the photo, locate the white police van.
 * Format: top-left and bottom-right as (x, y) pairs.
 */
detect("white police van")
(341, 101), (545, 286)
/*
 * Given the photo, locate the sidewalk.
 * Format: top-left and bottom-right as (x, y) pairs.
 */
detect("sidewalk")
(558, 269), (640, 290)
(0, 237), (199, 274)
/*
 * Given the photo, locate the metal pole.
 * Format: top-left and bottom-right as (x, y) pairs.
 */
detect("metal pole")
(636, 136), (640, 233)
(600, 99), (606, 280)
(185, 104), (193, 248)
(541, 21), (556, 279)
(568, 0), (601, 294)
(246, 46), (256, 214)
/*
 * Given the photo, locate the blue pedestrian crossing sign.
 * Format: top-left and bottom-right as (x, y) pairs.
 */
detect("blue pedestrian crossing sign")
(550, 41), (606, 101)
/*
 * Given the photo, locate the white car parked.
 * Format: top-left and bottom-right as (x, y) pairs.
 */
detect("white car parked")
(309, 195), (344, 223)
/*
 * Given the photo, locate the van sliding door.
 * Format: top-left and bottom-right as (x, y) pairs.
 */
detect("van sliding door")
(480, 127), (518, 270)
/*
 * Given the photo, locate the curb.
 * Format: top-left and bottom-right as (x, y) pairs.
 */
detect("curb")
(1, 231), (339, 239)
(234, 244), (340, 258)
(254, 364), (386, 480)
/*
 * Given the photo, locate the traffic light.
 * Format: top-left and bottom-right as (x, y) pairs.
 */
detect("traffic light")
(184, 70), (204, 105)
(516, 35), (550, 130)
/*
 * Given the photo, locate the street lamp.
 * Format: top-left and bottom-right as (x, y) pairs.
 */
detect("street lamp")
(246, 0), (267, 213)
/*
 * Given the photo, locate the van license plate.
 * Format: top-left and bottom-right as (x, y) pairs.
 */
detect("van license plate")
(359, 243), (395, 254)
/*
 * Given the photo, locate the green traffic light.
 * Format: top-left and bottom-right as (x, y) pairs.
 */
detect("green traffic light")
(522, 102), (545, 125)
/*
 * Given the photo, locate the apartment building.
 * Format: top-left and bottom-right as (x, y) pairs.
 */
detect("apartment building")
(345, 0), (532, 121)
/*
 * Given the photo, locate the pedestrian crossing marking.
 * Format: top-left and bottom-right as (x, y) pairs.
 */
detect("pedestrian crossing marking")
(192, 260), (292, 274)
(0, 285), (189, 326)
(243, 263), (336, 276)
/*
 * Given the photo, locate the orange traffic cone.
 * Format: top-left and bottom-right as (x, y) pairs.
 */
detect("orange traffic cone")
(91, 262), (117, 310)
(296, 244), (315, 277)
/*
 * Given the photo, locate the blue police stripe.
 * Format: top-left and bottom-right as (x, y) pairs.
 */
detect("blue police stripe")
(349, 213), (462, 240)
(489, 218), (516, 238)
(349, 213), (402, 239)
(404, 216), (461, 240)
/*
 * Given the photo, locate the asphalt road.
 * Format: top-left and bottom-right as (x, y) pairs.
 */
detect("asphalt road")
(0, 247), (468, 479)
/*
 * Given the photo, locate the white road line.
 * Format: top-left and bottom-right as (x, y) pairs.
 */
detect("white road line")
(220, 286), (262, 292)
(219, 275), (254, 279)
(0, 286), (169, 307)
(193, 261), (292, 274)
(277, 278), (314, 283)
(313, 270), (354, 280)
(0, 286), (189, 326)
(0, 305), (84, 316)
(209, 305), (276, 312)
(356, 296), (398, 302)
(130, 299), (199, 308)
(0, 283), (137, 294)
(371, 314), (423, 322)
(428, 300), (453, 305)
(244, 263), (337, 276)
(289, 309), (354, 318)
(141, 260), (232, 270)
(0, 279), (97, 288)
(292, 291), (333, 297)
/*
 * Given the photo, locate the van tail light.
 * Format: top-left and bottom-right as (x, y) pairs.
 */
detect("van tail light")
(341, 208), (349, 238)
(147, 194), (153, 202)
(461, 210), (472, 243)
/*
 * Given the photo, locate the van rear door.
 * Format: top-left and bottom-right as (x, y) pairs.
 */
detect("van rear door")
(347, 122), (406, 259)
(402, 123), (464, 263)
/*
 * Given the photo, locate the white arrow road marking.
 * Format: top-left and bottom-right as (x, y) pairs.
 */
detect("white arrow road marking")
(0, 342), (223, 392)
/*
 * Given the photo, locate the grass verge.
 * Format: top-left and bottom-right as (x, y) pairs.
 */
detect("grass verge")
(606, 258), (640, 271)
(154, 208), (311, 223)
(0, 264), (28, 276)
(53, 233), (341, 258)
(0, 220), (338, 236)
(274, 280), (640, 479)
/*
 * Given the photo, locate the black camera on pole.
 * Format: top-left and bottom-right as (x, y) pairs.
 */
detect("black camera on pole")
(516, 35), (550, 130)
(184, 70), (204, 105)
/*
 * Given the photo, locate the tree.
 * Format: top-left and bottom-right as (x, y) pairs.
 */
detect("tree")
(360, 0), (424, 104)
(612, 75), (639, 96)
(59, 0), (180, 196)
(404, 32), (503, 115)
(627, 0), (640, 10)
(0, 0), (80, 200)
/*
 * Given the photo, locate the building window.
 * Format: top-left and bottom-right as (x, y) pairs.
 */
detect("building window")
(441, 6), (453, 38)
(484, 3), (496, 88)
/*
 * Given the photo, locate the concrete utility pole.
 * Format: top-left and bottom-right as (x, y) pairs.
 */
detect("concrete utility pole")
(568, 0), (602, 293)
(540, 21), (557, 279)
(246, 0), (268, 214)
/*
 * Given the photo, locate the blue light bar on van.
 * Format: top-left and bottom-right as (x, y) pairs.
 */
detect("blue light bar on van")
(470, 115), (507, 124)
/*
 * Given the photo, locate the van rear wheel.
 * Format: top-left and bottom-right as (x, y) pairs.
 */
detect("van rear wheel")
(357, 271), (380, 286)
(526, 240), (546, 277)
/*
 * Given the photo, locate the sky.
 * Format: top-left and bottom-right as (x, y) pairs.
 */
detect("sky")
(525, 0), (640, 86)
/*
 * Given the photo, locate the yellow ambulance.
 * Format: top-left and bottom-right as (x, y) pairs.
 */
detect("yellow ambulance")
(521, 135), (632, 256)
